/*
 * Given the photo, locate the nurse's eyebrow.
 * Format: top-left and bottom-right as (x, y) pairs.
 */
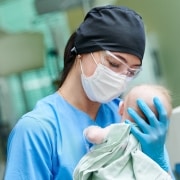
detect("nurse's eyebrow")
(113, 53), (141, 67)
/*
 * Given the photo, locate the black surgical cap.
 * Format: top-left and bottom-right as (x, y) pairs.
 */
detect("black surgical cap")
(72, 5), (145, 61)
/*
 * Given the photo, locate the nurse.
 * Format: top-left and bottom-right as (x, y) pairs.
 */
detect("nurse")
(5, 5), (172, 179)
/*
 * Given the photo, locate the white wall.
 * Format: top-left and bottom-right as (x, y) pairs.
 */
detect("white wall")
(167, 107), (180, 170)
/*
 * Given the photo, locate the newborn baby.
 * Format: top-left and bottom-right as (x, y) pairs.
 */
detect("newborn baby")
(73, 84), (172, 180)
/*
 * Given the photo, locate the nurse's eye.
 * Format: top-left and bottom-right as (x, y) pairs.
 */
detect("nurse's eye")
(127, 69), (136, 77)
(105, 55), (122, 68)
(109, 61), (120, 68)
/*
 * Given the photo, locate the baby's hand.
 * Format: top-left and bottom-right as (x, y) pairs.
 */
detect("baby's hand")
(84, 126), (109, 144)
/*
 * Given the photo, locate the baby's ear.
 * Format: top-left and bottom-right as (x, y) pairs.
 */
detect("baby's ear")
(119, 101), (124, 116)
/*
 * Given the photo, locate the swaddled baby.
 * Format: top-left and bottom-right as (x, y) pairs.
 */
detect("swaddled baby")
(73, 84), (172, 180)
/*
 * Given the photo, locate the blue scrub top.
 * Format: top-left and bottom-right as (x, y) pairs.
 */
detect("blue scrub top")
(5, 92), (121, 180)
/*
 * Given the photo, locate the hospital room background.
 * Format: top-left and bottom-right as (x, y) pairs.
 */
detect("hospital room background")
(0, 0), (180, 179)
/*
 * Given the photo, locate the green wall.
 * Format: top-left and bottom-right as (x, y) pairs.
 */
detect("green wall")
(114, 0), (180, 107)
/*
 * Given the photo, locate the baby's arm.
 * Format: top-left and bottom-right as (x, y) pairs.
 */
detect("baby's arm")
(84, 126), (111, 144)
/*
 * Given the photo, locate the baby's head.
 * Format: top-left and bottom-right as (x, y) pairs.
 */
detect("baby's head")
(119, 84), (172, 123)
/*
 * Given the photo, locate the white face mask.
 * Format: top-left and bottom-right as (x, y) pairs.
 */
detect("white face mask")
(80, 53), (129, 103)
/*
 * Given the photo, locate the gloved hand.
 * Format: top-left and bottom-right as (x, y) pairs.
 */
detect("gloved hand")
(125, 97), (170, 172)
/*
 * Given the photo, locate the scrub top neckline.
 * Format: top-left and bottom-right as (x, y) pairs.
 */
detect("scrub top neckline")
(55, 91), (104, 123)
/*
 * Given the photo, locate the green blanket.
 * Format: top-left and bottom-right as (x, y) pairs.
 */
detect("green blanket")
(73, 124), (171, 180)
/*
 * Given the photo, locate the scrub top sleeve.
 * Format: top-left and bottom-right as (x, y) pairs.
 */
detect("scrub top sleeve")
(4, 117), (53, 180)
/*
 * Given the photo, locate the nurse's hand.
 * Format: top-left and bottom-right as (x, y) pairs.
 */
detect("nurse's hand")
(125, 97), (170, 172)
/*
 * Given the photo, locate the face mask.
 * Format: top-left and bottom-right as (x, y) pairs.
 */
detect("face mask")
(80, 54), (129, 103)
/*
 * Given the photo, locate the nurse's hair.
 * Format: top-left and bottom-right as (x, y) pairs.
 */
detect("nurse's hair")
(58, 32), (77, 88)
(120, 84), (172, 123)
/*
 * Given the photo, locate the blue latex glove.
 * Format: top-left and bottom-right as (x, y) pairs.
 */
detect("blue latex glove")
(125, 97), (170, 172)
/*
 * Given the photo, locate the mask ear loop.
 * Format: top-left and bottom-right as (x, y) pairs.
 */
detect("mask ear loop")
(80, 53), (99, 75)
(78, 54), (87, 76)
(90, 53), (98, 65)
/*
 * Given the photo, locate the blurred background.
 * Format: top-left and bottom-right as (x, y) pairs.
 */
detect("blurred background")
(0, 0), (180, 179)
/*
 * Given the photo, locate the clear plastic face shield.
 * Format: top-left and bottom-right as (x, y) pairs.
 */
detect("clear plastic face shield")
(100, 50), (142, 80)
